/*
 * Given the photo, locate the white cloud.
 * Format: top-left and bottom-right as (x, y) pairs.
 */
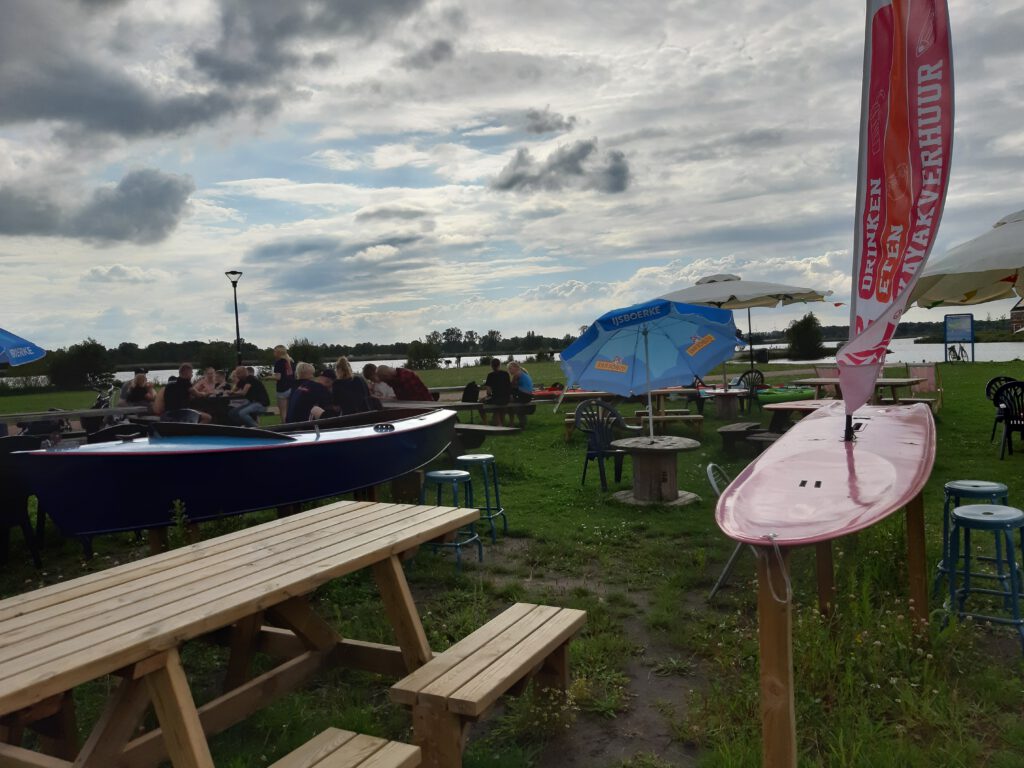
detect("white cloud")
(1, 0), (1022, 347)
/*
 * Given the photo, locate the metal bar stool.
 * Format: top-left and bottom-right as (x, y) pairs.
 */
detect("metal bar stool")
(421, 469), (483, 570)
(456, 453), (508, 542)
(933, 480), (1009, 596)
(948, 504), (1024, 651)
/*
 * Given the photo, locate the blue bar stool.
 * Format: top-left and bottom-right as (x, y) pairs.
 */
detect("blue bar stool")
(456, 453), (508, 542)
(948, 504), (1024, 651)
(421, 469), (483, 570)
(933, 480), (1009, 595)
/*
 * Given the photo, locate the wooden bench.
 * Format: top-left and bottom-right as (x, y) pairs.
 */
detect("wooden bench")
(717, 422), (765, 456)
(480, 402), (536, 428)
(271, 727), (420, 768)
(391, 603), (586, 768)
(634, 408), (690, 417)
(449, 423), (520, 457)
(631, 414), (703, 438)
(747, 431), (782, 453)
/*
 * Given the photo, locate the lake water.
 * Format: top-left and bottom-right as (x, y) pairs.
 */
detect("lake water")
(754, 337), (1024, 365)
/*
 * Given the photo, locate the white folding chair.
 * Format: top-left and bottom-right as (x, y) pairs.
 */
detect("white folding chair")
(706, 463), (754, 600)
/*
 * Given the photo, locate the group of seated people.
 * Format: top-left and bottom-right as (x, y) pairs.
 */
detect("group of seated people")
(120, 356), (437, 428)
(480, 360), (533, 426)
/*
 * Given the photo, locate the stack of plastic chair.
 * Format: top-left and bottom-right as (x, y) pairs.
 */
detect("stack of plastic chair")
(986, 376), (1016, 442)
(573, 399), (641, 491)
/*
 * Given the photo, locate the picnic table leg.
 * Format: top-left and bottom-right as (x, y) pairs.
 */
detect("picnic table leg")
(814, 542), (836, 616)
(224, 612), (264, 690)
(756, 545), (796, 768)
(905, 491), (928, 626)
(144, 648), (215, 768)
(373, 555), (433, 670)
(77, 674), (152, 766)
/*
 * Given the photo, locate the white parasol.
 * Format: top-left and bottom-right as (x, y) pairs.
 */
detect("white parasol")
(661, 274), (833, 371)
(909, 210), (1024, 308)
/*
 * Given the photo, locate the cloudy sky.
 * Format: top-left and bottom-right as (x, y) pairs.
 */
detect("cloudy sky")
(1, 0), (1022, 349)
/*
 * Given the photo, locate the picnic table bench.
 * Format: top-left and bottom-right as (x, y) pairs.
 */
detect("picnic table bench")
(391, 603), (586, 768)
(0, 500), (479, 768)
(479, 402), (536, 428)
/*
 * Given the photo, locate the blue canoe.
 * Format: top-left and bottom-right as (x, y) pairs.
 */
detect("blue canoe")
(12, 408), (455, 538)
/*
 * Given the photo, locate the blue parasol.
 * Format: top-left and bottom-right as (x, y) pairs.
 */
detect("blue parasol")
(0, 327), (46, 367)
(560, 298), (742, 437)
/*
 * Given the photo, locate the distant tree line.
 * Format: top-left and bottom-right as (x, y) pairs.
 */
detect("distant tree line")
(4, 328), (579, 388)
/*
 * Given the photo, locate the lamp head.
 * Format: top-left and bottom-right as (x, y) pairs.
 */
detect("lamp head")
(225, 270), (243, 285)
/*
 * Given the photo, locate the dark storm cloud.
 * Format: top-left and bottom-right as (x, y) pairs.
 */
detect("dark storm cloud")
(194, 0), (426, 86)
(0, 1), (258, 137)
(399, 40), (455, 70)
(245, 233), (427, 295)
(1, 0), (425, 140)
(524, 107), (577, 134)
(491, 140), (631, 194)
(0, 169), (194, 244)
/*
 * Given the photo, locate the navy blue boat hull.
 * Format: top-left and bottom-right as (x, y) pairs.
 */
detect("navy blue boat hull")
(14, 408), (455, 537)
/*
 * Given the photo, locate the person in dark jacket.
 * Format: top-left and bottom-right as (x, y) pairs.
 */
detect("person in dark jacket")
(286, 362), (333, 423)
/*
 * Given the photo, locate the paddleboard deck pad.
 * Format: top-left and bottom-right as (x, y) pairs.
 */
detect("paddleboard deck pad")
(716, 401), (935, 546)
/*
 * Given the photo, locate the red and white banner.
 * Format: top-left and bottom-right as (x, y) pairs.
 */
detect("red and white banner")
(837, 0), (954, 413)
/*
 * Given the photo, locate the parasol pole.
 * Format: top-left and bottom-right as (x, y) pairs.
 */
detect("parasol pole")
(643, 326), (655, 440)
(748, 307), (755, 374)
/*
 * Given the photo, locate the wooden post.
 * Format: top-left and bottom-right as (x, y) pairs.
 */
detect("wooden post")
(905, 491), (928, 627)
(814, 542), (836, 616)
(756, 546), (796, 768)
(373, 556), (432, 671)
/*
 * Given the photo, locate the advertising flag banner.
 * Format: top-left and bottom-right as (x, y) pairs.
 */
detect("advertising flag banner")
(837, 0), (954, 413)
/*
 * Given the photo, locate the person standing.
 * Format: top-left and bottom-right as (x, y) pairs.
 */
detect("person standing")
(272, 345), (295, 423)
(228, 365), (270, 427)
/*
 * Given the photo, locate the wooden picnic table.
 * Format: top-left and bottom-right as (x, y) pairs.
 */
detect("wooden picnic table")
(790, 377), (924, 404)
(762, 398), (836, 432)
(0, 499), (478, 767)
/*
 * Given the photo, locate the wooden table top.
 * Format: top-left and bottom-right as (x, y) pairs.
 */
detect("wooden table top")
(791, 377), (924, 387)
(380, 400), (480, 411)
(0, 500), (478, 716)
(0, 405), (149, 423)
(611, 435), (700, 452)
(762, 399), (837, 413)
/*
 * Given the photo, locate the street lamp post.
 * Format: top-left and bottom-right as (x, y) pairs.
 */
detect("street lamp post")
(225, 270), (243, 366)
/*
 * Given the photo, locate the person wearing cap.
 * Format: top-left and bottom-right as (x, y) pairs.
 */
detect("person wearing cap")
(376, 365), (431, 401)
(118, 368), (156, 410)
(228, 364), (271, 427)
(286, 362), (333, 423)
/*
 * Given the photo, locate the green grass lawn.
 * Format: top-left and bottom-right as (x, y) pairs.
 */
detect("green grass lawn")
(2, 362), (1024, 767)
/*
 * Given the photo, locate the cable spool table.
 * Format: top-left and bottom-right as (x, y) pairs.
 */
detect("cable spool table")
(610, 435), (701, 506)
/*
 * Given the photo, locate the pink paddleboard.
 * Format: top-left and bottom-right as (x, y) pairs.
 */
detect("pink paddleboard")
(716, 401), (935, 546)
